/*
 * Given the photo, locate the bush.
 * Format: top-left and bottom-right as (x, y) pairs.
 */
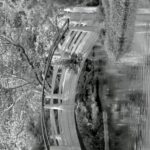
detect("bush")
(86, 0), (99, 6)
(107, 109), (135, 150)
(127, 90), (146, 108)
(26, 111), (51, 150)
(54, 0), (99, 6)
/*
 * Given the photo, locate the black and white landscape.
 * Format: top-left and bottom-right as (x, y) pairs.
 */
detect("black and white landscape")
(0, 0), (150, 150)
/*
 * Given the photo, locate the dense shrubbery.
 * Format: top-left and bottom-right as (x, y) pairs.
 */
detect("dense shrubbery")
(54, 0), (100, 6)
(75, 44), (108, 150)
(76, 42), (146, 150)
(106, 68), (146, 150)
(26, 111), (51, 150)
(102, 0), (138, 58)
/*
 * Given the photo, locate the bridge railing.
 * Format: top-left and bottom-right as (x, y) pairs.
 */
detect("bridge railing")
(41, 18), (70, 150)
(44, 26), (100, 149)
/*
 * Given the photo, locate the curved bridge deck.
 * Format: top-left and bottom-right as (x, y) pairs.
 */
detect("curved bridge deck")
(42, 6), (102, 150)
(47, 26), (101, 150)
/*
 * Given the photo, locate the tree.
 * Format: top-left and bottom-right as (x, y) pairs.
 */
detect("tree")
(53, 52), (83, 73)
(102, 0), (139, 59)
(0, 0), (61, 149)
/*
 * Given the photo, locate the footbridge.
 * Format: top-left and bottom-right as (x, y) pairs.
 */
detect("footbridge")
(40, 5), (150, 150)
(41, 7), (103, 150)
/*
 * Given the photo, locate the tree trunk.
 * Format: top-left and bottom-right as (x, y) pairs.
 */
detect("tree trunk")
(103, 111), (109, 150)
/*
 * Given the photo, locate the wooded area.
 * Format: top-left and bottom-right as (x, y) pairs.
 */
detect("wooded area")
(0, 0), (150, 150)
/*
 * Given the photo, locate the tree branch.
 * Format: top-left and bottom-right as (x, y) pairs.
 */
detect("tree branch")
(1, 90), (32, 117)
(2, 103), (14, 114)
(2, 74), (33, 83)
(8, 82), (33, 90)
(0, 35), (43, 86)
(0, 49), (7, 56)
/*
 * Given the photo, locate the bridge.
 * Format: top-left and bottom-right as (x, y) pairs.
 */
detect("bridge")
(41, 7), (103, 150)
(40, 5), (150, 150)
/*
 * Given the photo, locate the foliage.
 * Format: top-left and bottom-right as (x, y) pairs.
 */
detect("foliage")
(53, 52), (83, 73)
(0, 0), (60, 87)
(0, 0), (60, 149)
(0, 0), (100, 149)
(0, 0), (145, 149)
(102, 0), (138, 59)
(75, 44), (108, 150)
(76, 41), (146, 150)
(106, 72), (146, 149)
(53, 0), (100, 6)
(26, 111), (51, 150)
